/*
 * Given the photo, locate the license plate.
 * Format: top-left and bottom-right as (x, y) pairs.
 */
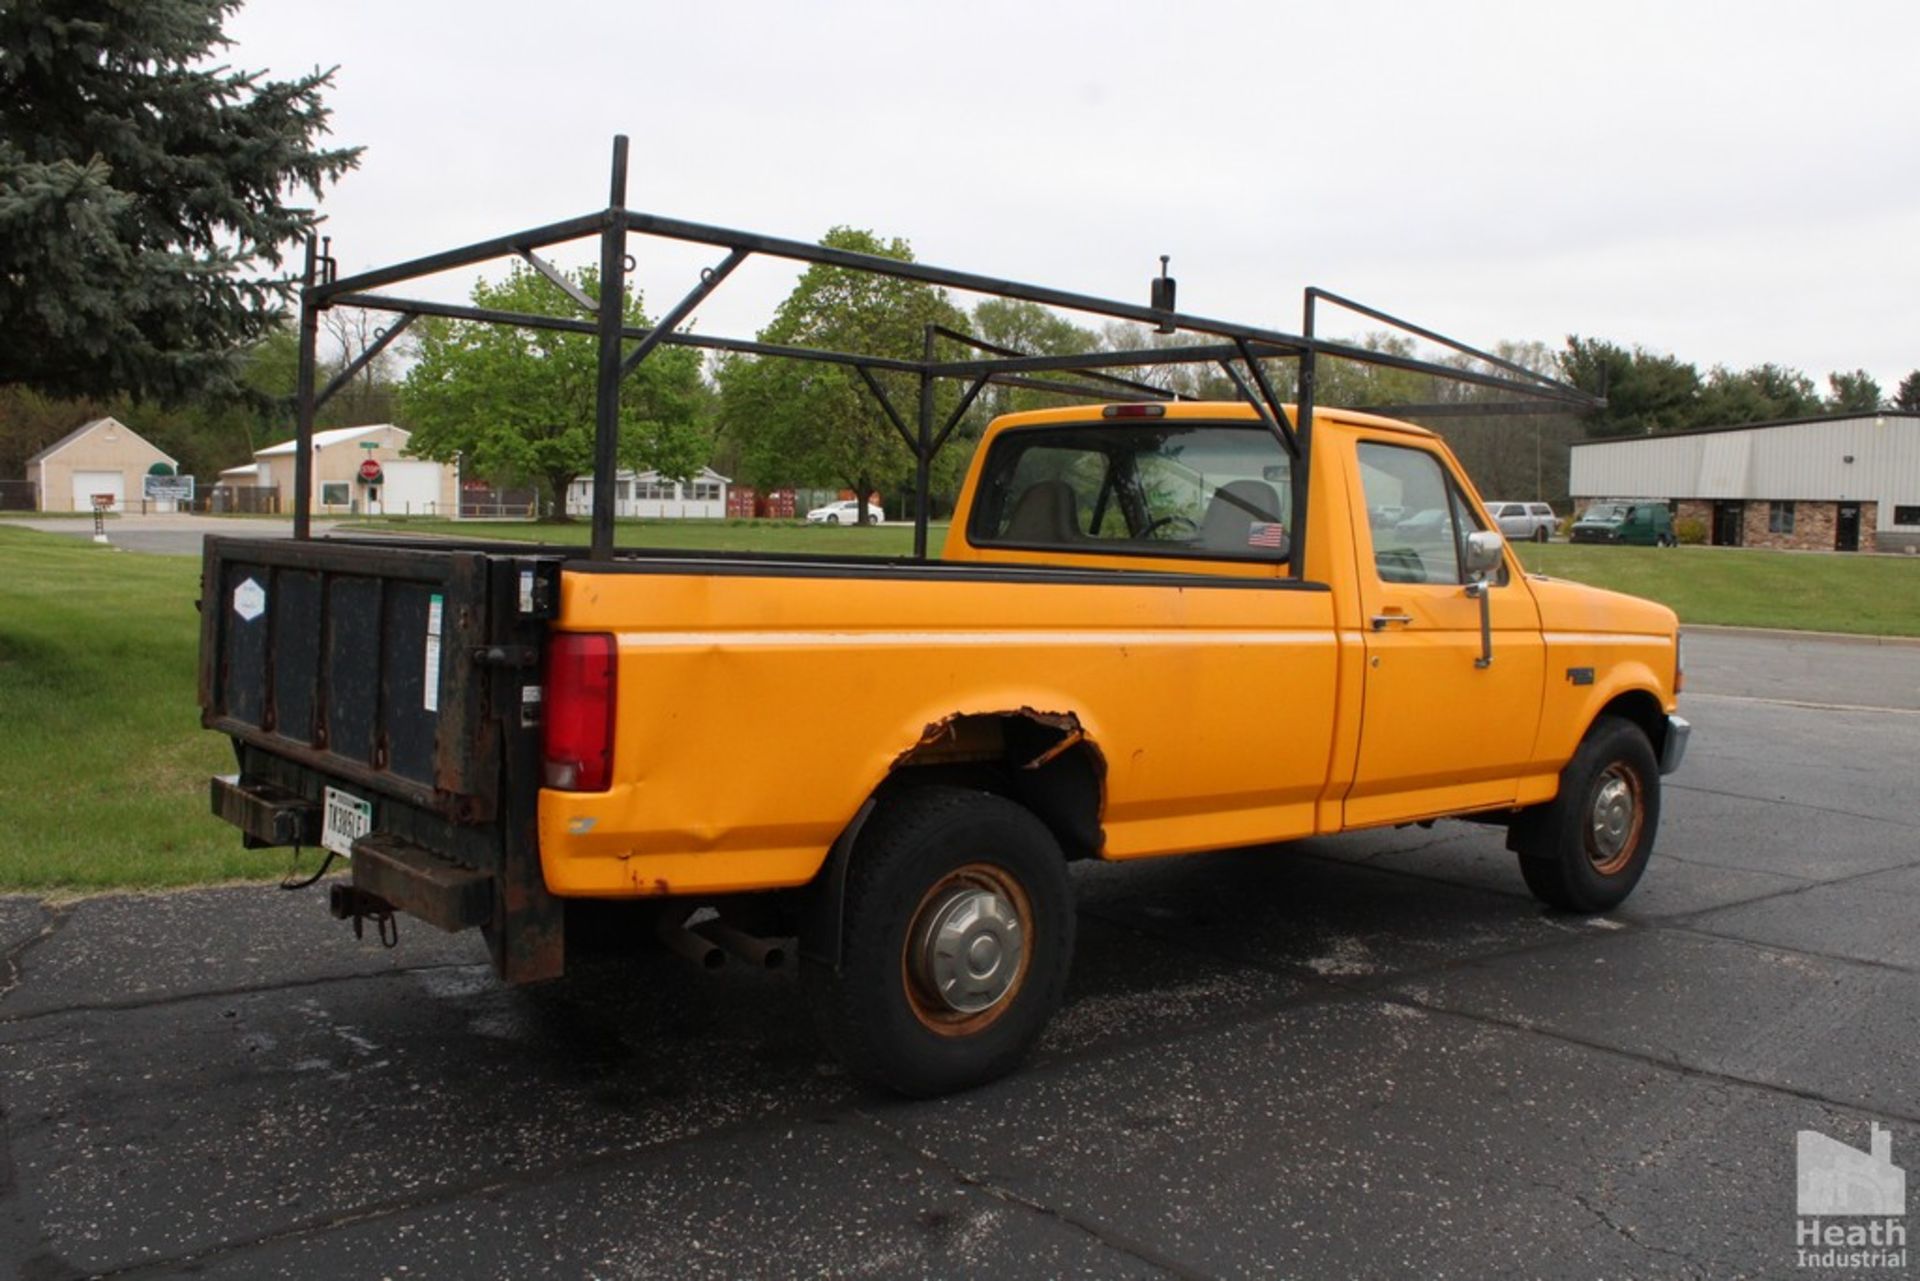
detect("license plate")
(321, 786), (372, 857)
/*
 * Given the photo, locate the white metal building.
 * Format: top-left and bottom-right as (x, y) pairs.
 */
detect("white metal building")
(1569, 412), (1920, 552)
(565, 466), (730, 519)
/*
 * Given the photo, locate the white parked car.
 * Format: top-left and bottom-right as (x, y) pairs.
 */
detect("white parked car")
(806, 499), (884, 526)
(1487, 501), (1557, 543)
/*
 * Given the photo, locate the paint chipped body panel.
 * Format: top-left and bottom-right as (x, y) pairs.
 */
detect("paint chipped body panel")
(536, 567), (1342, 896)
(537, 403), (1682, 899)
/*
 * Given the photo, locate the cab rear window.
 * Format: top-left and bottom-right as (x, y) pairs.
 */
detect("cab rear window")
(968, 423), (1293, 562)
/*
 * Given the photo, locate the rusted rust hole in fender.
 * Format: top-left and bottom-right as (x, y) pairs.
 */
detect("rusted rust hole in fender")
(894, 707), (1093, 771)
(889, 709), (1108, 858)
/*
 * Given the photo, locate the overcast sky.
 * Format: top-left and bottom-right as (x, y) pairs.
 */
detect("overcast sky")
(226, 0), (1920, 391)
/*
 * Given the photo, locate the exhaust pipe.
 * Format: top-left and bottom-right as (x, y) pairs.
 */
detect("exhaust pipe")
(655, 914), (725, 970)
(694, 919), (788, 970)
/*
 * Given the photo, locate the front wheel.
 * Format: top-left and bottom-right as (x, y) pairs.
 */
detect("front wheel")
(803, 786), (1074, 1096)
(1509, 716), (1660, 912)
(826, 514), (840, 525)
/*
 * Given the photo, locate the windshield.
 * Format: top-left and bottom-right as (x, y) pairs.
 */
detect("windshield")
(969, 422), (1292, 563)
(1582, 504), (1627, 522)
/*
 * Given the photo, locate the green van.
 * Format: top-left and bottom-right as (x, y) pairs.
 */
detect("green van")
(1571, 499), (1676, 546)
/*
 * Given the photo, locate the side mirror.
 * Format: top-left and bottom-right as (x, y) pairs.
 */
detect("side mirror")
(1462, 529), (1503, 669)
(1464, 529), (1505, 580)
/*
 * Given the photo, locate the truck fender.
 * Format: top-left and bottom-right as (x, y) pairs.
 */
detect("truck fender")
(797, 795), (877, 976)
(800, 707), (1105, 974)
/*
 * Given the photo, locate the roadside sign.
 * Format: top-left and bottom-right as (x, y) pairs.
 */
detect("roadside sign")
(143, 474), (195, 503)
(358, 459), (384, 483)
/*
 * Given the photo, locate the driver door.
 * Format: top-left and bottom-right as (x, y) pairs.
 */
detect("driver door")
(1344, 438), (1545, 826)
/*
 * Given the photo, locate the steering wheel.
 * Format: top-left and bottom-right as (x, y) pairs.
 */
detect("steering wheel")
(1139, 513), (1199, 540)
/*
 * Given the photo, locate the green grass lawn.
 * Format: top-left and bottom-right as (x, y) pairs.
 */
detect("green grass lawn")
(1514, 543), (1920, 636)
(0, 526), (271, 890)
(345, 516), (933, 556)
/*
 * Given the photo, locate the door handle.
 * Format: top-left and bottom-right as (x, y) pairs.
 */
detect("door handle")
(1369, 613), (1413, 630)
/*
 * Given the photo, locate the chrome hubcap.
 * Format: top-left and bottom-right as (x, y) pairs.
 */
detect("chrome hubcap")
(1590, 769), (1636, 866)
(912, 886), (1024, 1014)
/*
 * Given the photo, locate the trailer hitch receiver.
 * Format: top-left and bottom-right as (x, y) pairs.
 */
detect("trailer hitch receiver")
(329, 884), (399, 948)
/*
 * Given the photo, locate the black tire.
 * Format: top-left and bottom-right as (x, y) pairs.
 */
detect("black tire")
(1533, 527), (1550, 544)
(1510, 716), (1660, 913)
(802, 786), (1074, 1096)
(826, 514), (840, 525)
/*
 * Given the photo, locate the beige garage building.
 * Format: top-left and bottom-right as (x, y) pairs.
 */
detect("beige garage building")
(25, 417), (177, 512)
(254, 424), (460, 517)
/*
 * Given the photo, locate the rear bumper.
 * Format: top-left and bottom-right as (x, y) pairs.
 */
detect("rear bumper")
(1660, 715), (1691, 775)
(211, 774), (315, 847)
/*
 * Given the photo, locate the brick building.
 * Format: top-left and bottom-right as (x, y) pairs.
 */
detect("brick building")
(1570, 412), (1920, 552)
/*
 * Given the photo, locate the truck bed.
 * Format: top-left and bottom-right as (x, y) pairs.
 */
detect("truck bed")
(199, 533), (1326, 978)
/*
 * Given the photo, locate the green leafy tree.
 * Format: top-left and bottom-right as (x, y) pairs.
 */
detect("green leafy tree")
(1414, 340), (1580, 504)
(1825, 370), (1884, 414)
(716, 228), (970, 524)
(0, 328), (343, 481)
(1317, 331), (1432, 407)
(0, 0), (360, 404)
(1095, 322), (1243, 402)
(968, 299), (1105, 421)
(1694, 362), (1820, 425)
(1897, 370), (1920, 413)
(1560, 338), (1702, 437)
(400, 265), (706, 517)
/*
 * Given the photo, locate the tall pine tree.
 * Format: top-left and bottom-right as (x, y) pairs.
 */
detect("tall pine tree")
(0, 1), (359, 403)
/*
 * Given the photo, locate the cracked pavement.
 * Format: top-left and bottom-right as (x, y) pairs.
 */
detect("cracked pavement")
(1, 630), (1916, 1278)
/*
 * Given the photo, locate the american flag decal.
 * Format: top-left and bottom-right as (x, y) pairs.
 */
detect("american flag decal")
(1247, 522), (1286, 548)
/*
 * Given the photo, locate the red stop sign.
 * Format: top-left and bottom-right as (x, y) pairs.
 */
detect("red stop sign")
(358, 459), (383, 482)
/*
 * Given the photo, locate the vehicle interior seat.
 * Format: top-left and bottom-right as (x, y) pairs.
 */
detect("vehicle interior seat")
(1197, 479), (1285, 554)
(1002, 479), (1083, 545)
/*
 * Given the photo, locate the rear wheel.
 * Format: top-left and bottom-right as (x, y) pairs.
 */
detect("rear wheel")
(1510, 716), (1660, 912)
(1533, 526), (1550, 543)
(803, 786), (1073, 1096)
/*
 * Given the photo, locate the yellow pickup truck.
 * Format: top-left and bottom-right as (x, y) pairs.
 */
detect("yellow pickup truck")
(203, 396), (1686, 1096)
(200, 157), (1685, 1095)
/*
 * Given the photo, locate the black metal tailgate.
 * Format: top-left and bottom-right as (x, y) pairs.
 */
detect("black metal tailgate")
(198, 536), (502, 821)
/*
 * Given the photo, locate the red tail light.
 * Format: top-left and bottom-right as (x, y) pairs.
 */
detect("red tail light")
(543, 632), (616, 791)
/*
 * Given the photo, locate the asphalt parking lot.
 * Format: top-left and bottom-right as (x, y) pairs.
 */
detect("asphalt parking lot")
(5, 514), (346, 557)
(2, 634), (1916, 1279)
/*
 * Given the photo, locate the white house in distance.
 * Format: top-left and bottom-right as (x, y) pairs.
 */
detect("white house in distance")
(24, 416), (177, 512)
(564, 466), (730, 519)
(253, 424), (459, 517)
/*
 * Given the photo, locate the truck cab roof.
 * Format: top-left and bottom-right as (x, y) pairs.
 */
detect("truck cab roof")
(984, 401), (1438, 441)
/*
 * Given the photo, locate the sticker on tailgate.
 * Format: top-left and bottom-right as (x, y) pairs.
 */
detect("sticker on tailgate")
(321, 786), (372, 857)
